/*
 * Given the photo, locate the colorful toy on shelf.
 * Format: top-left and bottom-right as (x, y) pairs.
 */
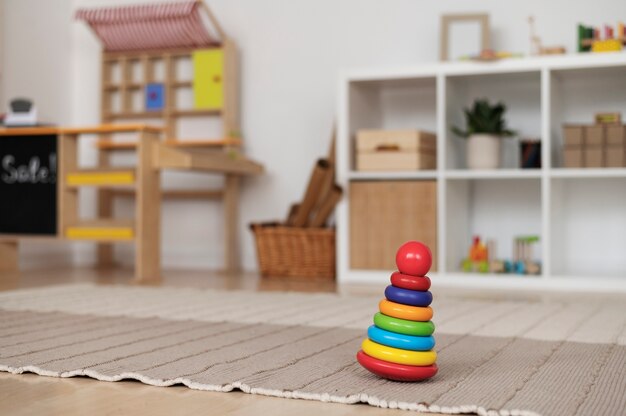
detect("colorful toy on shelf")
(595, 112), (622, 125)
(357, 241), (437, 381)
(461, 235), (541, 275)
(461, 236), (492, 272)
(514, 236), (541, 275)
(578, 22), (625, 53)
(469, 236), (488, 262)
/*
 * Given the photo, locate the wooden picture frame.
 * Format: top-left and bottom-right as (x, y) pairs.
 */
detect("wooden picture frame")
(440, 13), (490, 61)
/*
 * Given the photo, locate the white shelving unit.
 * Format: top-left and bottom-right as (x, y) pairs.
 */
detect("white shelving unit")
(337, 53), (626, 292)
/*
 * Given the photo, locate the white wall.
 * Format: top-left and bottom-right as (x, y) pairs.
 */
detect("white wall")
(3, 0), (626, 271)
(1, 0), (77, 268)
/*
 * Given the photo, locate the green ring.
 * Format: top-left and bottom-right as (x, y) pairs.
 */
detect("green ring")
(373, 312), (435, 336)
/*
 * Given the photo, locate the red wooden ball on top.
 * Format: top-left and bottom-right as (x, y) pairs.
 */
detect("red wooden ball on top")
(395, 241), (432, 277)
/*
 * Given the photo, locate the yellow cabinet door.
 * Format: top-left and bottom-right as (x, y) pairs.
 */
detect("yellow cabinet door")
(193, 48), (224, 110)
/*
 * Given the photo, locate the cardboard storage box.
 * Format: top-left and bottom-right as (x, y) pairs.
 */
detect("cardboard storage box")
(563, 147), (583, 168)
(584, 146), (604, 167)
(349, 181), (437, 271)
(562, 124), (626, 168)
(356, 130), (436, 171)
(585, 125), (605, 146)
(605, 146), (625, 167)
(606, 125), (625, 146)
(563, 125), (584, 146)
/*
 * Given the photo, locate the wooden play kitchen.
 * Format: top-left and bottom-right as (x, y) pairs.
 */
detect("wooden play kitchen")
(0, 1), (264, 281)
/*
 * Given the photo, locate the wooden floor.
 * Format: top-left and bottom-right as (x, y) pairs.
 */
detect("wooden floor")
(1, 266), (623, 415)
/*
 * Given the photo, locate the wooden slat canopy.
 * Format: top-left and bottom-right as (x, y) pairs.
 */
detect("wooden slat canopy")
(75, 0), (224, 51)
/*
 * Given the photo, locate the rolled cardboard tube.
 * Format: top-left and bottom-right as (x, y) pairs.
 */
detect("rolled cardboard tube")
(311, 126), (337, 215)
(312, 161), (335, 213)
(286, 203), (300, 225)
(291, 159), (330, 227)
(309, 185), (343, 228)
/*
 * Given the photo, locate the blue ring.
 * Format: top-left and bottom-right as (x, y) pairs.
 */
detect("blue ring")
(367, 325), (435, 351)
(385, 285), (432, 306)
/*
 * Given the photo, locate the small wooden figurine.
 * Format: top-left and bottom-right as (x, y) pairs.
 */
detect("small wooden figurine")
(528, 16), (566, 55)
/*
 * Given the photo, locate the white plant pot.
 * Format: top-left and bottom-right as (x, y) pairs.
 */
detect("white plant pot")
(466, 134), (502, 170)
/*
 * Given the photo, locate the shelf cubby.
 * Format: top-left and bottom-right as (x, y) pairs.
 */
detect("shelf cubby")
(550, 65), (626, 168)
(550, 177), (626, 278)
(445, 71), (542, 170)
(346, 76), (437, 172)
(445, 178), (542, 274)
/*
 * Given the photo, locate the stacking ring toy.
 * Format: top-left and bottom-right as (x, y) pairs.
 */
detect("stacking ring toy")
(361, 339), (437, 366)
(357, 350), (438, 381)
(367, 325), (435, 351)
(379, 299), (433, 321)
(374, 312), (435, 336)
(390, 272), (431, 291)
(385, 285), (432, 307)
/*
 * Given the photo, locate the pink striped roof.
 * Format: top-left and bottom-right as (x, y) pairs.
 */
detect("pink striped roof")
(76, 1), (219, 52)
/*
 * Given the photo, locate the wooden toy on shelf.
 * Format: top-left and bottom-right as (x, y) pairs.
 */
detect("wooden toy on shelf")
(514, 236), (540, 275)
(595, 112), (622, 125)
(528, 16), (566, 56)
(578, 22), (625, 53)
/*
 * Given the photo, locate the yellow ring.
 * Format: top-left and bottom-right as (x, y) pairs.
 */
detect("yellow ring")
(379, 299), (433, 322)
(362, 339), (437, 366)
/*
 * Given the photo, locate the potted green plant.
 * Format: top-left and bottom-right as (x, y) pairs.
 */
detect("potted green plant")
(452, 99), (516, 169)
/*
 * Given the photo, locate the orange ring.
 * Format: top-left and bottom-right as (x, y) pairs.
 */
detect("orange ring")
(379, 299), (433, 321)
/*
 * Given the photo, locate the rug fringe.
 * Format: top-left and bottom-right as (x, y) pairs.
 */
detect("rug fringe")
(0, 364), (542, 416)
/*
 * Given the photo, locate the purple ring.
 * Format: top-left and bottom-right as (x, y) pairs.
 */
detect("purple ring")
(385, 285), (432, 307)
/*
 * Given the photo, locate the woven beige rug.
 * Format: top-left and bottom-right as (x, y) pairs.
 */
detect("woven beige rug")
(0, 284), (624, 416)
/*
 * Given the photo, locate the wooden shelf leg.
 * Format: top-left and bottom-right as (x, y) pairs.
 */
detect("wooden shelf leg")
(58, 133), (79, 240)
(99, 54), (115, 267)
(97, 189), (115, 267)
(224, 174), (240, 273)
(134, 131), (161, 283)
(0, 241), (18, 272)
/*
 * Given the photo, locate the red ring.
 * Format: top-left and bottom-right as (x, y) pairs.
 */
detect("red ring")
(390, 272), (431, 291)
(357, 350), (438, 381)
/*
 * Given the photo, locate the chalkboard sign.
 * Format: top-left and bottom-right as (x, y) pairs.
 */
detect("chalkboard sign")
(0, 134), (57, 235)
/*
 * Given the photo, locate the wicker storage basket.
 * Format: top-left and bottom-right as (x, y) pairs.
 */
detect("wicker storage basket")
(250, 222), (336, 280)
